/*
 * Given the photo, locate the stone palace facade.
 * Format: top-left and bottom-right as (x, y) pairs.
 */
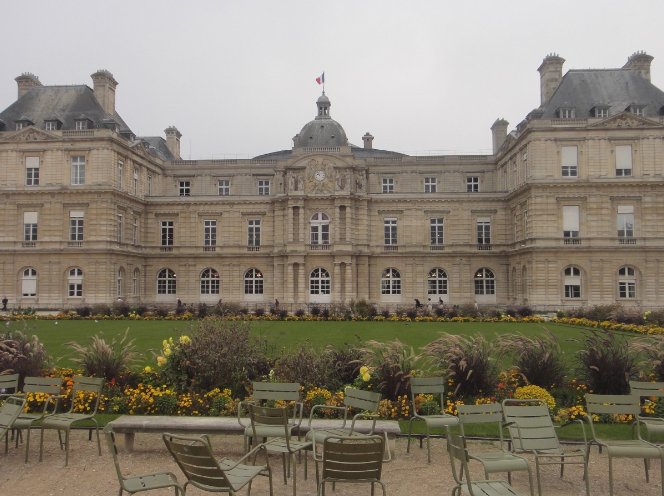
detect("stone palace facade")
(1, 52), (664, 311)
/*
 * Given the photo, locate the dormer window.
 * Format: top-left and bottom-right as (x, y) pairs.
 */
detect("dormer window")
(15, 118), (33, 130)
(592, 106), (609, 118)
(44, 119), (62, 131)
(74, 119), (90, 130)
(628, 105), (646, 117)
(557, 108), (575, 119)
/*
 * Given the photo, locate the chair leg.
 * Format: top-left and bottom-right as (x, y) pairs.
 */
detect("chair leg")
(644, 457), (650, 483)
(406, 418), (414, 454)
(282, 453), (287, 484)
(94, 423), (101, 456)
(291, 453), (297, 496)
(535, 458), (543, 496)
(608, 455), (614, 496)
(64, 429), (70, 467)
(24, 426), (31, 463)
(560, 455), (565, 478)
(425, 424), (431, 463)
(38, 425), (45, 461)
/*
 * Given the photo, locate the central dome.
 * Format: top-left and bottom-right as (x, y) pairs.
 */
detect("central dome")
(294, 92), (348, 148)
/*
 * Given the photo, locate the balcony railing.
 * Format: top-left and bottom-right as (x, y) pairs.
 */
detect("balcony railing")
(247, 245), (260, 252)
(618, 237), (636, 245)
(68, 241), (83, 248)
(384, 245), (398, 252)
(430, 245), (445, 251)
(308, 243), (331, 251)
(563, 238), (582, 245)
(203, 246), (216, 252)
(160, 246), (173, 252)
(22, 241), (36, 248)
(477, 244), (492, 251)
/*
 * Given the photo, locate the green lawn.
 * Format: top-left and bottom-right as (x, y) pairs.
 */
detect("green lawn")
(7, 318), (627, 369)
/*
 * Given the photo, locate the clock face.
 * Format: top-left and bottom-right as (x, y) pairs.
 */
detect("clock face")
(314, 170), (326, 181)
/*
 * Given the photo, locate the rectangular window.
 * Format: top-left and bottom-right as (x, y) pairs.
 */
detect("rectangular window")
(562, 205), (580, 238)
(615, 145), (633, 176)
(71, 156), (85, 185)
(382, 177), (394, 193)
(178, 180), (191, 197)
(467, 176), (479, 192)
(117, 214), (124, 243)
(133, 167), (139, 195)
(430, 218), (444, 245)
(75, 120), (88, 130)
(476, 217), (491, 245)
(69, 211), (84, 241)
(204, 220), (217, 247)
(424, 177), (437, 193)
(619, 280), (636, 299)
(44, 120), (58, 131)
(564, 284), (581, 298)
(248, 220), (261, 247)
(24, 211), (38, 241)
(146, 174), (152, 196)
(617, 205), (634, 238)
(117, 160), (124, 189)
(25, 156), (40, 186)
(161, 221), (174, 246)
(558, 108), (575, 119)
(68, 282), (82, 297)
(218, 179), (230, 196)
(594, 107), (609, 118)
(384, 218), (397, 245)
(258, 180), (270, 196)
(132, 217), (139, 245)
(561, 146), (578, 177)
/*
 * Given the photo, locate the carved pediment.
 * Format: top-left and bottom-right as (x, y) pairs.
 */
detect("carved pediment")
(6, 127), (58, 142)
(590, 112), (662, 129)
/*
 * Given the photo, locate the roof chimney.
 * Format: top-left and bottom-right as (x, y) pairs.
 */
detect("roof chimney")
(537, 54), (565, 105)
(490, 118), (509, 154)
(623, 51), (654, 82)
(90, 70), (118, 115)
(15, 73), (42, 99)
(362, 132), (374, 149)
(165, 126), (182, 159)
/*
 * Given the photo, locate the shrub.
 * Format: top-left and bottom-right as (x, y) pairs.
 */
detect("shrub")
(158, 319), (271, 396)
(196, 303), (209, 318)
(310, 306), (321, 317)
(322, 342), (364, 391)
(294, 309), (305, 318)
(0, 327), (51, 383)
(496, 331), (566, 388)
(577, 331), (636, 394)
(351, 299), (376, 319)
(360, 340), (427, 400)
(91, 303), (111, 316)
(630, 335), (664, 381)
(68, 328), (137, 380)
(254, 307), (265, 317)
(112, 300), (131, 317)
(457, 303), (480, 318)
(424, 333), (497, 397)
(75, 306), (92, 318)
(272, 343), (334, 389)
(514, 384), (556, 410)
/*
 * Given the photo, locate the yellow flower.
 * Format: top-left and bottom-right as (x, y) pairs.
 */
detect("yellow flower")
(143, 366), (152, 373)
(163, 347), (172, 357)
(179, 335), (191, 345)
(156, 356), (167, 367)
(362, 372), (371, 381)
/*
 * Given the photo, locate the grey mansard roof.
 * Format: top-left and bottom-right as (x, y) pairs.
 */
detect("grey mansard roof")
(538, 69), (664, 118)
(0, 85), (133, 133)
(139, 136), (176, 160)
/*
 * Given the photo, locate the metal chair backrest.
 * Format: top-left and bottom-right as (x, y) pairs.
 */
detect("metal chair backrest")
(321, 435), (384, 483)
(0, 395), (26, 432)
(252, 382), (300, 403)
(66, 376), (104, 414)
(249, 404), (293, 445)
(0, 373), (19, 398)
(502, 399), (561, 453)
(104, 427), (127, 486)
(585, 393), (641, 416)
(447, 433), (472, 487)
(410, 377), (445, 414)
(343, 387), (381, 412)
(163, 433), (232, 491)
(457, 403), (505, 441)
(22, 376), (62, 396)
(630, 381), (664, 400)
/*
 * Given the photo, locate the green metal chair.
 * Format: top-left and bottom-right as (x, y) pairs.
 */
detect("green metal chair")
(105, 426), (184, 496)
(502, 399), (589, 496)
(249, 404), (312, 496)
(13, 375), (63, 462)
(457, 403), (533, 491)
(306, 387), (390, 466)
(163, 432), (273, 495)
(38, 375), (105, 466)
(238, 382), (303, 452)
(0, 395), (26, 454)
(406, 376), (459, 463)
(0, 373), (20, 400)
(585, 393), (664, 496)
(630, 381), (664, 445)
(447, 433), (526, 496)
(317, 435), (386, 496)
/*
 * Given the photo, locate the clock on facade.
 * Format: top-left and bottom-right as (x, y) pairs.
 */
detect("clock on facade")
(314, 170), (326, 181)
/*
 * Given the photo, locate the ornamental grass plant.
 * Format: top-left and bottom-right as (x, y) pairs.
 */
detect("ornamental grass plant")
(0, 326), (51, 384)
(67, 328), (137, 381)
(576, 330), (637, 394)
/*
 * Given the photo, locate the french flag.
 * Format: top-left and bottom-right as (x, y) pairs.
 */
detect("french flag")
(316, 72), (325, 85)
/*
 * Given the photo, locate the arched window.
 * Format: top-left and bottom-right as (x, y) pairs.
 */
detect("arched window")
(132, 268), (140, 296)
(244, 268), (263, 295)
(157, 268), (176, 295)
(563, 266), (581, 299)
(21, 268), (37, 297)
(427, 268), (448, 295)
(474, 268), (495, 295)
(618, 266), (636, 299)
(117, 267), (125, 297)
(200, 268), (220, 295)
(381, 268), (401, 295)
(310, 212), (330, 245)
(309, 268), (331, 295)
(68, 268), (83, 297)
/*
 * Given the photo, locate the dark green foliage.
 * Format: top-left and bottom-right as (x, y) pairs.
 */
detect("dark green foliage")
(91, 303), (111, 316)
(424, 333), (497, 397)
(361, 340), (426, 400)
(112, 300), (131, 317)
(496, 331), (566, 388)
(350, 299), (376, 319)
(577, 331), (636, 394)
(272, 343), (334, 389)
(75, 306), (92, 317)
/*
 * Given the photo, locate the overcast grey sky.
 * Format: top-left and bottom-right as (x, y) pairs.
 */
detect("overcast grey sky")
(3, 0), (663, 158)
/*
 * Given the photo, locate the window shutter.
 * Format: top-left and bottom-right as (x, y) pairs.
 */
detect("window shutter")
(69, 210), (84, 218)
(561, 146), (577, 166)
(616, 145), (632, 170)
(617, 205), (633, 214)
(26, 156), (40, 168)
(24, 211), (38, 223)
(562, 206), (579, 231)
